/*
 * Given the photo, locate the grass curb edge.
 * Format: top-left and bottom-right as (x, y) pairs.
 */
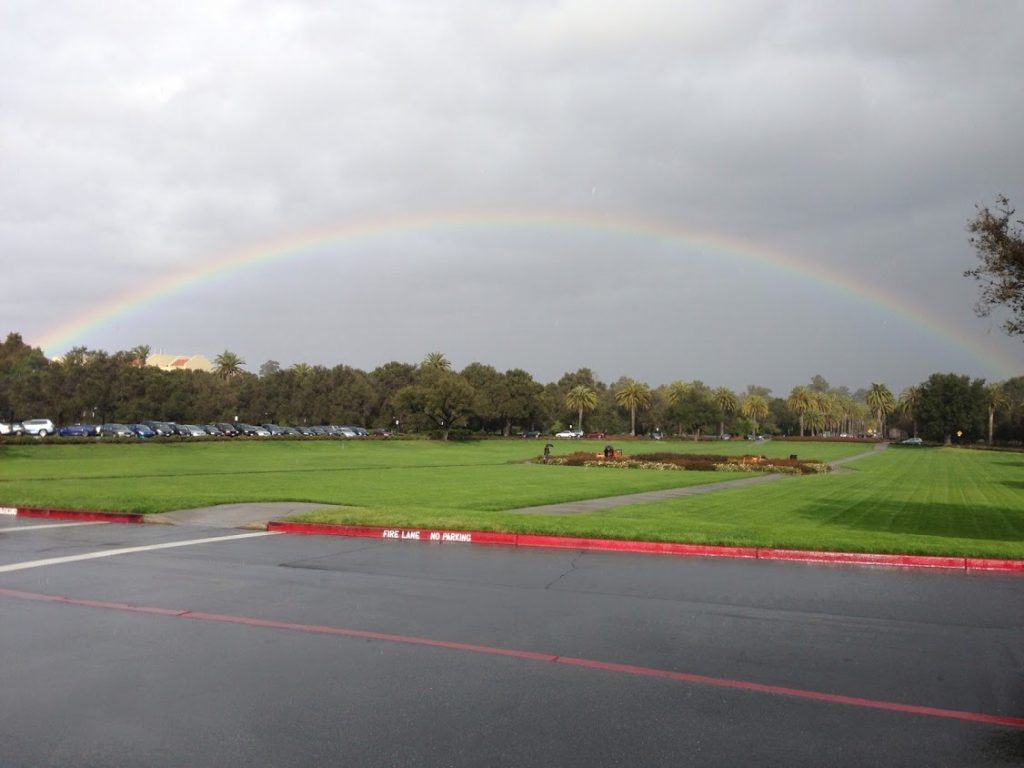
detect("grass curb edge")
(266, 520), (1024, 574)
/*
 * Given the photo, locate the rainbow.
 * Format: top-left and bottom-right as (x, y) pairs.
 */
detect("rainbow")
(31, 208), (1020, 378)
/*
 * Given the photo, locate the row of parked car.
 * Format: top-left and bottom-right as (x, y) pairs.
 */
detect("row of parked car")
(0, 419), (385, 439)
(0, 418), (58, 437)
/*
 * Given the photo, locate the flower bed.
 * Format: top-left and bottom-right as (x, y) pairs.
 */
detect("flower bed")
(545, 452), (830, 475)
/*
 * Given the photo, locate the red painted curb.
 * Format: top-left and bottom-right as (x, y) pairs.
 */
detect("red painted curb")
(8, 512), (1020, 574)
(965, 557), (1024, 572)
(516, 533), (758, 559)
(266, 522), (517, 546)
(757, 548), (966, 570)
(14, 506), (144, 524)
(266, 522), (1022, 573)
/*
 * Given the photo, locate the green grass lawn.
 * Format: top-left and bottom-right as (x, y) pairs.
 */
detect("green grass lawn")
(1, 438), (1020, 558)
(0, 438), (795, 512)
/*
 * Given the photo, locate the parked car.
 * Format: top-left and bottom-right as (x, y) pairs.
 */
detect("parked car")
(20, 418), (56, 437)
(235, 423), (270, 437)
(0, 421), (25, 435)
(58, 423), (99, 437)
(100, 423), (136, 438)
(336, 426), (357, 438)
(554, 430), (581, 438)
(143, 420), (177, 437)
(901, 437), (924, 445)
(521, 430), (541, 439)
(585, 431), (606, 439)
(129, 423), (156, 439)
(203, 424), (225, 437)
(178, 424), (208, 437)
(215, 423), (239, 437)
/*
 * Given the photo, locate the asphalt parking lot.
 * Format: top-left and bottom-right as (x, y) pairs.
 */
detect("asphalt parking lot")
(1, 517), (1022, 767)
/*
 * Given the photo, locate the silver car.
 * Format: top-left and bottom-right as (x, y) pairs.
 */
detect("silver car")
(20, 418), (55, 437)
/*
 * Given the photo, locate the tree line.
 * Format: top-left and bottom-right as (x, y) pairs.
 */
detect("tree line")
(0, 333), (1020, 444)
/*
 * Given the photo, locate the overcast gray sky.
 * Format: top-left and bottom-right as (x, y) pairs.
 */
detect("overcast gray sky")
(3, 0), (1023, 394)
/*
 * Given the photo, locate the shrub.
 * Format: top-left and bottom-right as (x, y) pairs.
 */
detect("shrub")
(543, 451), (830, 474)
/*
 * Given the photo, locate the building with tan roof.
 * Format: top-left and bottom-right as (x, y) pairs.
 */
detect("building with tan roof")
(146, 354), (214, 373)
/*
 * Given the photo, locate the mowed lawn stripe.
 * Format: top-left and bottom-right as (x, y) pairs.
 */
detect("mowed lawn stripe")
(562, 448), (1023, 558)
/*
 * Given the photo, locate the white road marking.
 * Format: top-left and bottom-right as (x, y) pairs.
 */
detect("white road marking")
(1, 522), (109, 532)
(0, 531), (280, 573)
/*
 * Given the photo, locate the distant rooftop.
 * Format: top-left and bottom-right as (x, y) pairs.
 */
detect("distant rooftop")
(146, 354), (214, 373)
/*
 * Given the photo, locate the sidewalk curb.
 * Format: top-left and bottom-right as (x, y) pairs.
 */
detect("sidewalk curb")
(266, 521), (1024, 574)
(5, 505), (1020, 574)
(7, 506), (144, 524)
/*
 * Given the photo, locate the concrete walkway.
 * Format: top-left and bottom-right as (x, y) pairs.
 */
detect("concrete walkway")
(509, 443), (889, 516)
(510, 472), (787, 515)
(829, 441), (889, 471)
(149, 502), (341, 529)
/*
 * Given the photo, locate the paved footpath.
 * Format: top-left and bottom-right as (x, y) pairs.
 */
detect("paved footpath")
(511, 472), (786, 515)
(152, 502), (341, 528)
(510, 443), (889, 516)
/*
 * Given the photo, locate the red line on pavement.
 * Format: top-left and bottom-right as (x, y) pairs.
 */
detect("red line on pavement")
(2, 585), (1022, 730)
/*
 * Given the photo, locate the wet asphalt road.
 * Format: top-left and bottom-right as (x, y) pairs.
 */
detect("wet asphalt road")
(1, 517), (1022, 767)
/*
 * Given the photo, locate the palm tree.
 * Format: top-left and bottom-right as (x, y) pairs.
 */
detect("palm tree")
(865, 383), (895, 439)
(666, 380), (689, 436)
(564, 385), (598, 434)
(834, 394), (857, 436)
(290, 362), (312, 377)
(666, 380), (689, 404)
(422, 352), (451, 371)
(822, 392), (844, 436)
(897, 386), (922, 438)
(849, 400), (870, 436)
(614, 379), (652, 436)
(984, 383), (1009, 445)
(787, 385), (813, 436)
(712, 386), (738, 439)
(214, 350), (246, 380)
(128, 344), (151, 367)
(741, 394), (769, 436)
(805, 409), (826, 435)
